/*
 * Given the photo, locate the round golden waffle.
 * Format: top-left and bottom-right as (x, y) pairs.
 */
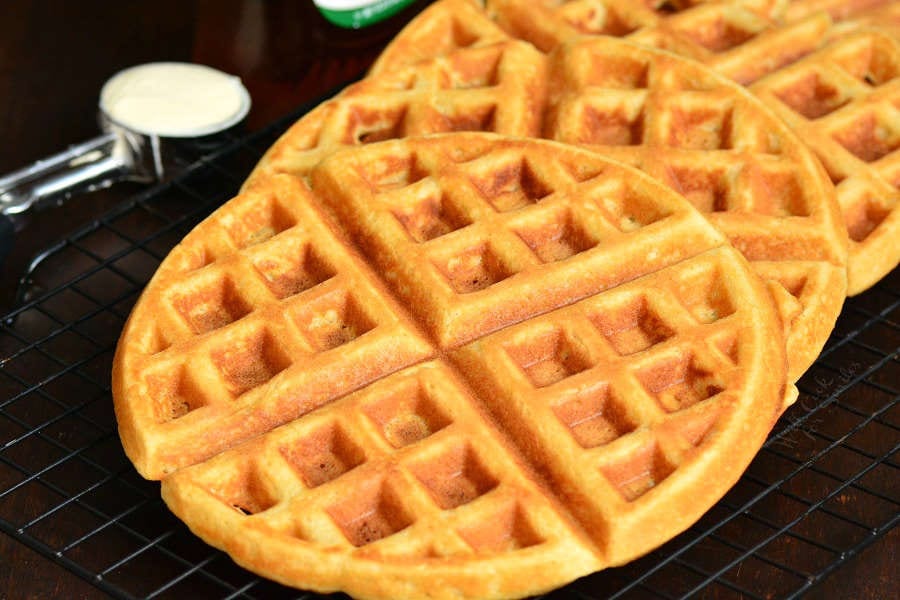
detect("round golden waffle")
(249, 35), (846, 381)
(114, 134), (789, 599)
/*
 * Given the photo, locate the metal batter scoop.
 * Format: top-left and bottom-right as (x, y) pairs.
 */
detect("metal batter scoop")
(0, 62), (251, 263)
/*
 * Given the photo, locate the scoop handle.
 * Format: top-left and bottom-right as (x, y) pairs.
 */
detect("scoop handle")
(0, 132), (145, 217)
(0, 212), (14, 266)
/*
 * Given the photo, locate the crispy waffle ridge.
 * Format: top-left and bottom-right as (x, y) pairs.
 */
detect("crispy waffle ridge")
(751, 28), (900, 294)
(248, 35), (846, 381)
(115, 134), (789, 599)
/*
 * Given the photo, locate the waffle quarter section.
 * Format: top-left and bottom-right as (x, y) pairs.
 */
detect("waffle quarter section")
(112, 175), (434, 479)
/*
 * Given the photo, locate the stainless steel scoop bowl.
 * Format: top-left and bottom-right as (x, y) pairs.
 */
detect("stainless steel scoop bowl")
(0, 62), (251, 264)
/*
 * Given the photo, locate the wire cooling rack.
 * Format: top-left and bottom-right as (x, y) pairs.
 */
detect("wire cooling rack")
(0, 100), (897, 599)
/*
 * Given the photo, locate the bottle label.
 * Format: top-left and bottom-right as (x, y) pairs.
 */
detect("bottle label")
(313, 0), (418, 28)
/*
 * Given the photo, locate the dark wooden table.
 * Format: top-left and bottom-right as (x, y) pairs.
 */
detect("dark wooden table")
(0, 1), (894, 599)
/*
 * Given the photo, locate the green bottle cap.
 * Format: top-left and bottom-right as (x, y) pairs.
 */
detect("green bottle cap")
(313, 0), (418, 29)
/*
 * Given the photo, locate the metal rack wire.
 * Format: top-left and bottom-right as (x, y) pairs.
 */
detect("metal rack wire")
(0, 101), (896, 599)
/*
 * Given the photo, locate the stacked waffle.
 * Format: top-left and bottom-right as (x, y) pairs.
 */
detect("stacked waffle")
(113, 1), (898, 598)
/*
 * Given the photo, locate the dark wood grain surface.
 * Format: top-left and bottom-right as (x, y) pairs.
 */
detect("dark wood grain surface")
(0, 1), (895, 599)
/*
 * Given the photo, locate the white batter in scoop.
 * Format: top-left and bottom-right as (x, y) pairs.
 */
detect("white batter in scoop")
(100, 62), (251, 137)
